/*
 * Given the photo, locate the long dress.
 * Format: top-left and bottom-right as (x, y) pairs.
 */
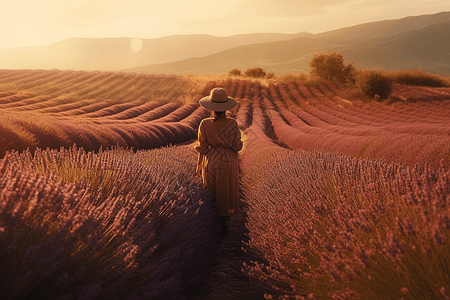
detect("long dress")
(194, 117), (243, 216)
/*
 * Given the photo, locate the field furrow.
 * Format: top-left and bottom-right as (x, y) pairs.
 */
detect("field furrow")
(1, 69), (450, 300)
(1, 69), (450, 169)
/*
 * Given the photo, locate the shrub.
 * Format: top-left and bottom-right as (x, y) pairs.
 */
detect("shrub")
(343, 63), (357, 85)
(266, 72), (275, 79)
(228, 68), (242, 77)
(244, 67), (267, 78)
(354, 69), (393, 100)
(309, 51), (355, 82)
(388, 69), (450, 87)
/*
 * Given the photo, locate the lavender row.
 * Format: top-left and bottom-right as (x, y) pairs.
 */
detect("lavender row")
(0, 145), (219, 300)
(240, 113), (450, 299)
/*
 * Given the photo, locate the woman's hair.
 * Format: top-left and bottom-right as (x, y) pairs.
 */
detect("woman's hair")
(211, 111), (226, 122)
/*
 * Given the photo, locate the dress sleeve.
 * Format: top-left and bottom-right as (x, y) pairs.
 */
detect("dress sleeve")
(231, 121), (243, 153)
(194, 120), (210, 154)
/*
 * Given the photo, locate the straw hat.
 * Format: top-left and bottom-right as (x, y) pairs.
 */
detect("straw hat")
(199, 88), (237, 111)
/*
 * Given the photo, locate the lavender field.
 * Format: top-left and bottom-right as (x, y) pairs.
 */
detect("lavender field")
(1, 69), (450, 299)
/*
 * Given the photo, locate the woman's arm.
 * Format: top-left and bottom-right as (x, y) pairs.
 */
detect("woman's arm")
(194, 121), (209, 177)
(194, 120), (210, 154)
(231, 121), (243, 153)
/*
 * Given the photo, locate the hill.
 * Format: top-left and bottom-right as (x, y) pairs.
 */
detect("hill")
(124, 12), (450, 76)
(1, 11), (449, 75)
(313, 11), (450, 40)
(0, 33), (312, 71)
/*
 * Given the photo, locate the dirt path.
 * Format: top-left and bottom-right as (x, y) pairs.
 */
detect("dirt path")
(193, 201), (270, 300)
(191, 131), (273, 300)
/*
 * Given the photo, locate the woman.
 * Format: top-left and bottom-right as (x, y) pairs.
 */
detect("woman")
(194, 87), (243, 234)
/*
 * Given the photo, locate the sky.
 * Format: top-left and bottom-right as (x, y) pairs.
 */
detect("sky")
(1, 0), (450, 49)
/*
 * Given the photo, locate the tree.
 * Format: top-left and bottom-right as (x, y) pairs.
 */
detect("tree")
(309, 52), (353, 82)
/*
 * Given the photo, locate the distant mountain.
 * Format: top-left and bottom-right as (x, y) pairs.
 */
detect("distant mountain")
(1, 11), (449, 76)
(339, 20), (450, 73)
(313, 11), (450, 41)
(0, 32), (312, 71)
(123, 37), (332, 75)
(124, 12), (450, 76)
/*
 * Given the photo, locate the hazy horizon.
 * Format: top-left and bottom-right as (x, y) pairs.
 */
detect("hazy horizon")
(1, 0), (450, 49)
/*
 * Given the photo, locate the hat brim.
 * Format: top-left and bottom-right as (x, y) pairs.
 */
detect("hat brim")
(199, 96), (237, 111)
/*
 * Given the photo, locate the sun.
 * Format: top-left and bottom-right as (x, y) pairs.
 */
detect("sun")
(130, 38), (143, 52)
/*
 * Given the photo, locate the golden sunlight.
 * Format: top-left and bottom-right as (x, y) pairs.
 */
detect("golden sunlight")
(130, 38), (143, 52)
